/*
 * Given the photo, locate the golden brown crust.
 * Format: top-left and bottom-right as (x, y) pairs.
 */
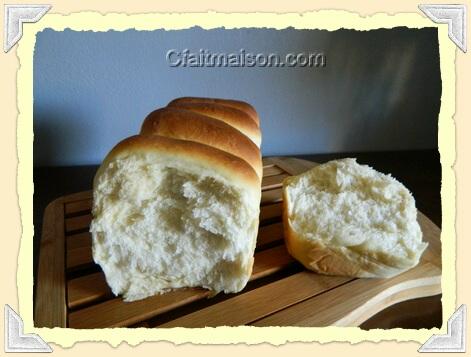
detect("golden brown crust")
(140, 107), (262, 178)
(168, 96), (259, 127)
(167, 102), (261, 147)
(97, 135), (261, 192)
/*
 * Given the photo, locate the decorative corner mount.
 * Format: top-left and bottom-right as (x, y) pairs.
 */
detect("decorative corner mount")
(3, 4), (51, 53)
(419, 4), (467, 52)
(418, 304), (467, 353)
(4, 305), (52, 353)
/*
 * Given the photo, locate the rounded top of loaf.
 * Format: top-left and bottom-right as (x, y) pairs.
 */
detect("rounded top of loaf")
(140, 107), (262, 178)
(167, 101), (261, 147)
(168, 96), (259, 127)
(95, 134), (261, 195)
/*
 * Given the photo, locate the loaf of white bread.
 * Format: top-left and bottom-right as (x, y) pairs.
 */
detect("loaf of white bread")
(90, 97), (262, 302)
(283, 158), (428, 278)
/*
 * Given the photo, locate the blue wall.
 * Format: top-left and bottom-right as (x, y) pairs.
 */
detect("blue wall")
(33, 27), (440, 166)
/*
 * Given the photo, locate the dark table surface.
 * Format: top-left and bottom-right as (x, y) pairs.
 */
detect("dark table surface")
(34, 149), (442, 329)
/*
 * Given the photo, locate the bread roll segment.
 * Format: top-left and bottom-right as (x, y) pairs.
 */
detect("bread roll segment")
(168, 96), (260, 127)
(283, 158), (428, 278)
(167, 101), (261, 147)
(91, 135), (261, 302)
(140, 107), (262, 178)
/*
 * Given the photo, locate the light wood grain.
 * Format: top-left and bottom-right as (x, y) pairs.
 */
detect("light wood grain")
(261, 188), (282, 205)
(67, 272), (112, 309)
(68, 244), (295, 328)
(339, 283), (442, 327)
(65, 214), (92, 233)
(256, 222), (284, 248)
(65, 198), (92, 215)
(67, 246), (93, 270)
(60, 190), (92, 202)
(160, 273), (351, 327)
(66, 232), (91, 250)
(262, 165), (285, 177)
(261, 174), (289, 191)
(69, 286), (209, 328)
(259, 202), (283, 222)
(34, 198), (67, 327)
(252, 263), (440, 327)
(262, 158), (276, 166)
(269, 157), (318, 176)
(417, 212), (442, 268)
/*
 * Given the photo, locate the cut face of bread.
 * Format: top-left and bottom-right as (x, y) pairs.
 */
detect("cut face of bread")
(90, 135), (260, 302)
(283, 158), (428, 278)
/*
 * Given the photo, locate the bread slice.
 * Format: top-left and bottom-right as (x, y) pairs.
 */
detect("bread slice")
(167, 101), (261, 147)
(90, 135), (261, 301)
(168, 96), (260, 127)
(283, 158), (428, 278)
(140, 107), (262, 178)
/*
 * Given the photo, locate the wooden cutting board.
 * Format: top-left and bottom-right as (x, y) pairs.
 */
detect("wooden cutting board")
(34, 157), (441, 328)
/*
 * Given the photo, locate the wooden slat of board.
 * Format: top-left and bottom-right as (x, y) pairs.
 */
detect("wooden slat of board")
(259, 202), (282, 222)
(159, 273), (351, 327)
(67, 272), (112, 309)
(67, 232), (91, 250)
(256, 222), (284, 248)
(268, 157), (318, 176)
(417, 212), (442, 268)
(61, 190), (92, 203)
(68, 244), (295, 328)
(261, 174), (289, 191)
(339, 283), (442, 327)
(34, 198), (67, 327)
(249, 245), (295, 279)
(131, 321), (151, 328)
(262, 158), (276, 166)
(261, 188), (282, 205)
(65, 198), (92, 215)
(67, 246), (93, 269)
(69, 287), (209, 329)
(252, 263), (441, 327)
(263, 165), (285, 177)
(65, 214), (92, 233)
(67, 244), (294, 309)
